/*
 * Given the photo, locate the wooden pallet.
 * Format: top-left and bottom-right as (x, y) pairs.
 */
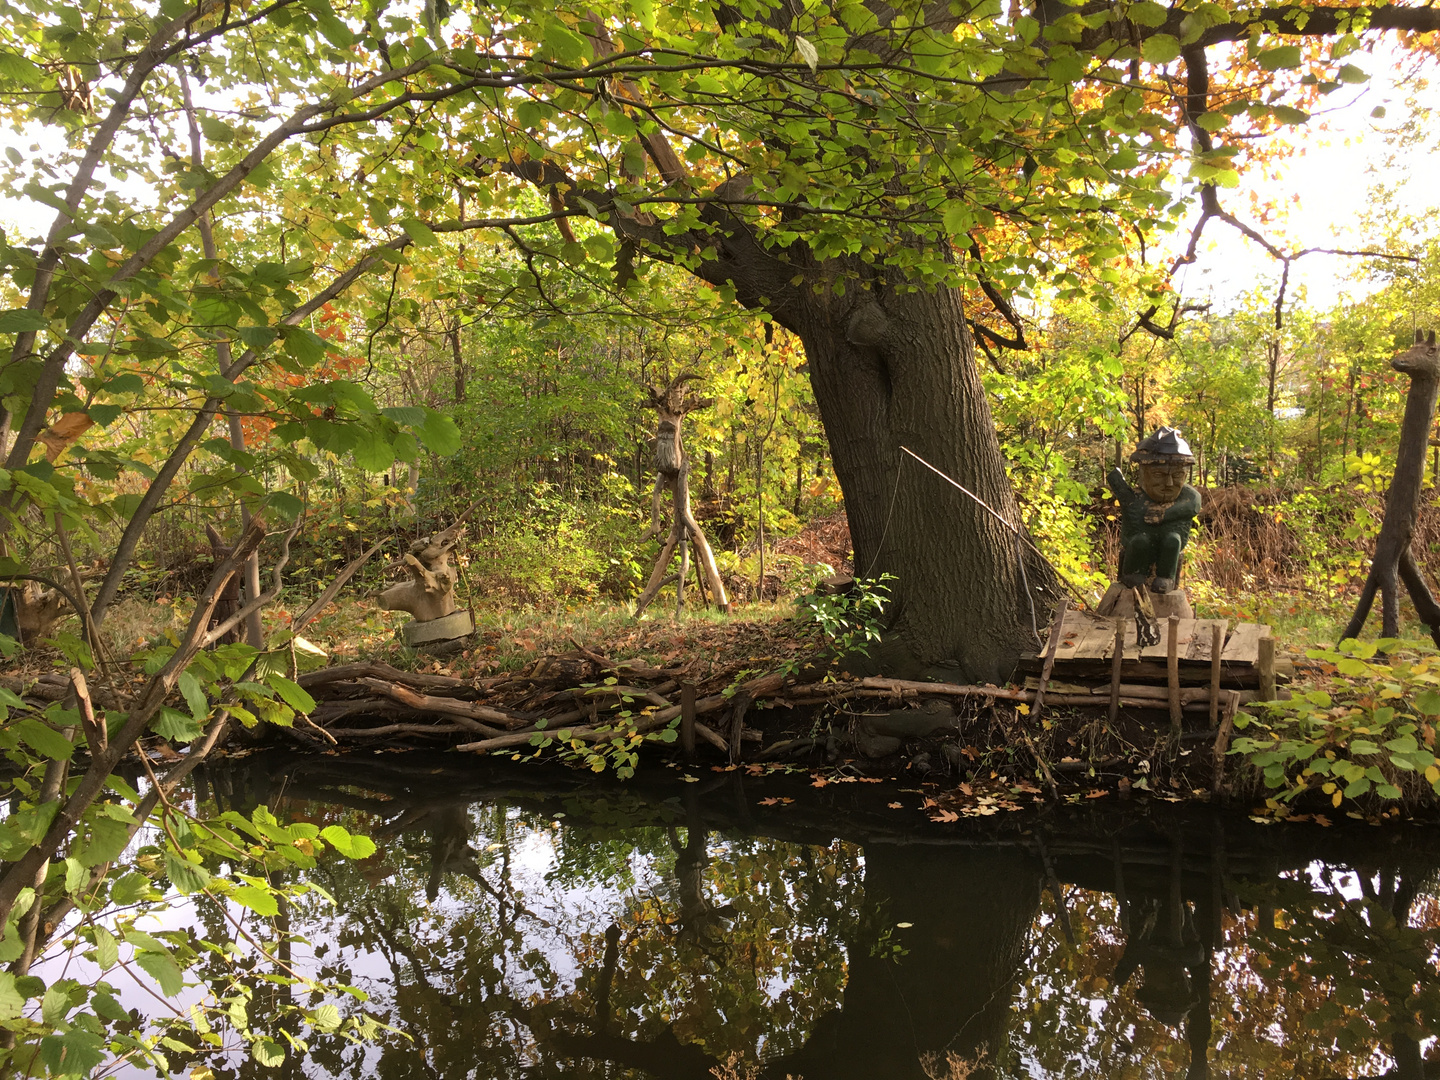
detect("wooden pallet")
(1020, 609), (1279, 688)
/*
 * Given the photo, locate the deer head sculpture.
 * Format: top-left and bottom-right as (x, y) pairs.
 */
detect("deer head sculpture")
(1394, 329), (1439, 379)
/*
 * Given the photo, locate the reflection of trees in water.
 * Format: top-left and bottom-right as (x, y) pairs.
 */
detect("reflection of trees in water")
(1015, 833), (1440, 1080)
(193, 761), (1440, 1080)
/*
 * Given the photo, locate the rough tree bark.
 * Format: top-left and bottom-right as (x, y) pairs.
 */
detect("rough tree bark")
(691, 231), (1052, 682)
(1342, 330), (1440, 646)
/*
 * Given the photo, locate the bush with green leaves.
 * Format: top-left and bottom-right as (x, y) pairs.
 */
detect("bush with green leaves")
(793, 574), (895, 665)
(1232, 639), (1440, 810)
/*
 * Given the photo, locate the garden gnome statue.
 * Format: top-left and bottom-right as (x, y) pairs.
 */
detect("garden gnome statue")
(1108, 427), (1202, 596)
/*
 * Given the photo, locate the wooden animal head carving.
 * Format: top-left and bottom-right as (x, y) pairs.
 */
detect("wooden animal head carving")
(1394, 329), (1439, 378)
(646, 373), (712, 476)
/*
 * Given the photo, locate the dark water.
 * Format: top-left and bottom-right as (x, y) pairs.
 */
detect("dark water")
(191, 753), (1440, 1079)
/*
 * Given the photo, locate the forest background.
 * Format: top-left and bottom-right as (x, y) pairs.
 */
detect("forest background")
(1, 0), (1440, 1072)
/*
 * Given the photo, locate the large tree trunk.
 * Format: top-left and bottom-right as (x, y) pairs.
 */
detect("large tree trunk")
(539, 172), (1054, 682)
(789, 283), (1050, 683)
(696, 228), (1051, 681)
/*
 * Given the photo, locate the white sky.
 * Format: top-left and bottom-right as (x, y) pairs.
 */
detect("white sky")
(1169, 49), (1439, 311)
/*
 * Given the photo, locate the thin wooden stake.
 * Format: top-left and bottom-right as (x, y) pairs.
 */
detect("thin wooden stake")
(1025, 599), (1068, 802)
(680, 683), (696, 759)
(1258, 634), (1276, 702)
(1209, 620), (1225, 726)
(1167, 614), (1182, 742)
(1107, 616), (1125, 726)
(1031, 598), (1069, 722)
(1212, 690), (1240, 798)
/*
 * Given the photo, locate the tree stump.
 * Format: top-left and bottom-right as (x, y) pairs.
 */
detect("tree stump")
(1342, 330), (1440, 647)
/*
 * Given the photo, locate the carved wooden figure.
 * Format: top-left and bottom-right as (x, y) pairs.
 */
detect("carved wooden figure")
(379, 530), (462, 623)
(1342, 329), (1440, 646)
(635, 374), (730, 615)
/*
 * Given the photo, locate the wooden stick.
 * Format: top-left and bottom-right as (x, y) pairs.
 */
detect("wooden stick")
(1167, 614), (1182, 740)
(728, 691), (751, 765)
(1030, 598), (1069, 724)
(633, 518), (683, 616)
(1209, 620), (1225, 726)
(1212, 690), (1240, 797)
(1107, 616), (1124, 726)
(1257, 633), (1276, 702)
(680, 682), (696, 758)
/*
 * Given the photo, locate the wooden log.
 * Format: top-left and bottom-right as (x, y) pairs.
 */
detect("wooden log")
(693, 721), (727, 753)
(299, 661), (480, 693)
(1258, 634), (1277, 702)
(729, 692), (752, 765)
(1108, 617), (1124, 727)
(1167, 615), (1182, 740)
(633, 519), (684, 616)
(354, 679), (519, 731)
(680, 683), (696, 758)
(1210, 621), (1225, 726)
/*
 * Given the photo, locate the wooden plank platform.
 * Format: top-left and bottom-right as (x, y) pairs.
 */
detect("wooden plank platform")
(1024, 609), (1277, 688)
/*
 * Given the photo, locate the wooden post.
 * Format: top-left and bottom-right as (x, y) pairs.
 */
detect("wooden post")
(1167, 614), (1182, 740)
(1107, 616), (1124, 726)
(680, 683), (696, 759)
(1209, 621), (1225, 726)
(1258, 633), (1276, 702)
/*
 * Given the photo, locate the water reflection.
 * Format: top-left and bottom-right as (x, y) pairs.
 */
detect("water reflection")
(192, 754), (1440, 1079)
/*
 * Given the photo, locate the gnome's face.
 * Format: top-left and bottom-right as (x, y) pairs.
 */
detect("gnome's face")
(1138, 462), (1187, 504)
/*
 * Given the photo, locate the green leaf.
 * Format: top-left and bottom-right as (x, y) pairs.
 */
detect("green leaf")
(110, 872), (152, 905)
(0, 309), (45, 333)
(399, 218), (437, 247)
(15, 718), (74, 761)
(1336, 63), (1368, 84)
(231, 885), (279, 917)
(1257, 45), (1302, 70)
(178, 671), (209, 722)
(1140, 34), (1180, 64)
(310, 1003), (342, 1033)
(320, 825), (377, 859)
(268, 676), (316, 714)
(92, 926), (119, 970)
(252, 1036), (286, 1067)
(0, 973), (25, 1021)
(416, 410), (461, 456)
(164, 852), (211, 894)
(151, 707), (205, 743)
(135, 950), (184, 997)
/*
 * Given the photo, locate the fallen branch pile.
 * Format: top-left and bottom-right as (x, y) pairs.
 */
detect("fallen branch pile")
(254, 651), (1252, 762)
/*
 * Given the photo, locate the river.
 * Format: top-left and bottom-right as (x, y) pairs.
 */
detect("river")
(156, 751), (1440, 1079)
